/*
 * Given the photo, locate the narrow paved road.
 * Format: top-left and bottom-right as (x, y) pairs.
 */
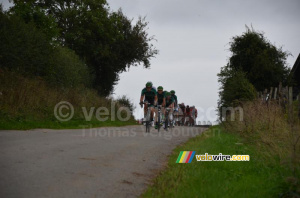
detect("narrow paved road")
(0, 125), (206, 198)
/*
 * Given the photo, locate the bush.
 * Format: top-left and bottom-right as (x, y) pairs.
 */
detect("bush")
(47, 46), (91, 88)
(116, 95), (135, 113)
(219, 71), (257, 108)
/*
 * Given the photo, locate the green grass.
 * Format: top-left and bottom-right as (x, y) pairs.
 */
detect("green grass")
(142, 126), (291, 198)
(0, 119), (137, 130)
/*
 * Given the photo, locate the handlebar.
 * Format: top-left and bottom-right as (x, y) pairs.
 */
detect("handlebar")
(140, 101), (150, 108)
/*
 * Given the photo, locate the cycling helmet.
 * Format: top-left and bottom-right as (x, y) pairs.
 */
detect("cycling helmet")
(165, 92), (171, 96)
(170, 90), (175, 94)
(146, 81), (153, 87)
(157, 86), (163, 91)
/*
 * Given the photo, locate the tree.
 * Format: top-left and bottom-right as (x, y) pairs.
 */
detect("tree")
(220, 26), (290, 92)
(8, 1), (59, 42)
(218, 26), (291, 111)
(0, 10), (53, 76)
(10, 0), (158, 96)
(0, 8), (90, 88)
(218, 26), (291, 117)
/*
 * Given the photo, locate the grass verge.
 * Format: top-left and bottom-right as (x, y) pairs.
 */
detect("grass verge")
(0, 119), (137, 130)
(142, 126), (292, 198)
(0, 70), (137, 130)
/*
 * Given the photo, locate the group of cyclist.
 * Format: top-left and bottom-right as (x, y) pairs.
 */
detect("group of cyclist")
(139, 81), (197, 129)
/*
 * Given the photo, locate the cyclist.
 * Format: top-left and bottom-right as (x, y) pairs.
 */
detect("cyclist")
(170, 90), (178, 125)
(164, 92), (175, 128)
(170, 90), (178, 109)
(179, 103), (186, 125)
(155, 86), (166, 129)
(194, 106), (198, 125)
(185, 105), (192, 126)
(190, 106), (196, 126)
(140, 82), (158, 123)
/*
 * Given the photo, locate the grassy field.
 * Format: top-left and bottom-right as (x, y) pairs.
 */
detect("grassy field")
(142, 126), (292, 198)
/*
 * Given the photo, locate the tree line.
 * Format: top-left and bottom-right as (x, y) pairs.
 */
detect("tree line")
(0, 0), (158, 96)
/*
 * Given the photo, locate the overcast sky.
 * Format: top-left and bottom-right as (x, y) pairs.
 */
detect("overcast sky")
(1, 0), (300, 123)
(107, 0), (300, 122)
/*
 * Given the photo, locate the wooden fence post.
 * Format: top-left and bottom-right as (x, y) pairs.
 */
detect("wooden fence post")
(263, 89), (268, 102)
(288, 87), (294, 123)
(278, 82), (282, 104)
(269, 87), (273, 101)
(289, 87), (293, 106)
(274, 87), (277, 100)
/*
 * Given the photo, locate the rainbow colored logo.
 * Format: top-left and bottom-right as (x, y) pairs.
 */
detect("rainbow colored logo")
(176, 151), (196, 163)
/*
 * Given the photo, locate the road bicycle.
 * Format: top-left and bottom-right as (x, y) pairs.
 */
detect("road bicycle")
(141, 101), (152, 133)
(164, 107), (174, 131)
(173, 107), (180, 126)
(155, 105), (163, 132)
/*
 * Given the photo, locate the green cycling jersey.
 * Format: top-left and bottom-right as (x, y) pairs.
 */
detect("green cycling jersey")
(141, 87), (157, 103)
(165, 97), (174, 107)
(157, 92), (165, 105)
(171, 94), (178, 106)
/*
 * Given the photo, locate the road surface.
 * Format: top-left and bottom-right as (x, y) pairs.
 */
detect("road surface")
(0, 125), (206, 198)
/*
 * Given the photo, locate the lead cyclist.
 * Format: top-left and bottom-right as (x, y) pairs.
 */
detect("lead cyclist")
(140, 82), (158, 123)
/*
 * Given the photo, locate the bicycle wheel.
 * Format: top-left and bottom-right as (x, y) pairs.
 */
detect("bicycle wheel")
(145, 108), (150, 133)
(164, 112), (169, 131)
(146, 121), (150, 133)
(157, 111), (161, 132)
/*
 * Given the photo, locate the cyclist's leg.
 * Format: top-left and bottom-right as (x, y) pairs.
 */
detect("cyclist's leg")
(164, 109), (169, 128)
(169, 108), (173, 126)
(161, 107), (165, 120)
(191, 116), (195, 126)
(150, 106), (155, 121)
(178, 109), (182, 125)
(161, 107), (164, 124)
(154, 107), (158, 122)
(173, 109), (177, 124)
(188, 114), (192, 126)
(143, 103), (148, 119)
(154, 106), (159, 128)
(148, 100), (155, 121)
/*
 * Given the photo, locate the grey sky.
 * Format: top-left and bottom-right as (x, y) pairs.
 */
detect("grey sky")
(107, 0), (300, 122)
(1, 0), (299, 122)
